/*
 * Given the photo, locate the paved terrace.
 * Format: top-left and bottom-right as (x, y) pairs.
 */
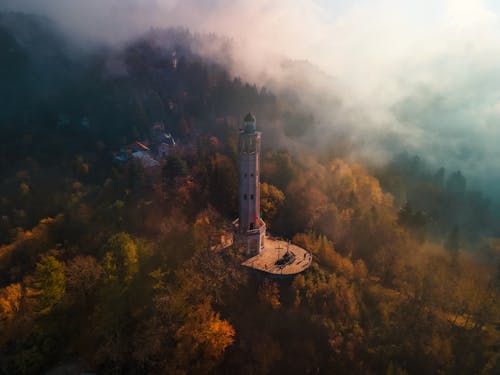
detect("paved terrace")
(241, 237), (312, 276)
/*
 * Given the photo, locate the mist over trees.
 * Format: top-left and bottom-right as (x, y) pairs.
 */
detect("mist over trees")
(0, 12), (499, 375)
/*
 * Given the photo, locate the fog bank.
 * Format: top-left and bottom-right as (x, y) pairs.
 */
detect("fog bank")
(3, 0), (500, 198)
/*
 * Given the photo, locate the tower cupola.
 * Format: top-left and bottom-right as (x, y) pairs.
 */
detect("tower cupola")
(243, 112), (257, 133)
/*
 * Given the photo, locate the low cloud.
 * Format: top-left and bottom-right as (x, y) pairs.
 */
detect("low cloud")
(3, 0), (500, 197)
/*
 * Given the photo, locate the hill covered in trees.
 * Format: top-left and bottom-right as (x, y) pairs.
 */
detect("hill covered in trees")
(0, 13), (499, 375)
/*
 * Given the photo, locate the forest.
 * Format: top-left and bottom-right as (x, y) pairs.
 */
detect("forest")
(0, 12), (499, 375)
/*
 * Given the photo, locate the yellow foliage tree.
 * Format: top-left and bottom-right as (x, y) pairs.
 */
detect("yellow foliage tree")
(261, 183), (285, 222)
(102, 232), (138, 283)
(30, 255), (65, 315)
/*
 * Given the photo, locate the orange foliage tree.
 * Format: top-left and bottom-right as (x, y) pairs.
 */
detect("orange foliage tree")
(175, 299), (235, 373)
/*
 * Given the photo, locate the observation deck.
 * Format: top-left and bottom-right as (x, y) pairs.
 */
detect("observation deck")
(241, 237), (312, 276)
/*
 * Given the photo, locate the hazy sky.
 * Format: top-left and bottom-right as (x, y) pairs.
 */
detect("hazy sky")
(4, 0), (500, 196)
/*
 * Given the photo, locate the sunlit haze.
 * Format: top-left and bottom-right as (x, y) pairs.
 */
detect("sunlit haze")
(4, 0), (500, 197)
(1, 2), (500, 374)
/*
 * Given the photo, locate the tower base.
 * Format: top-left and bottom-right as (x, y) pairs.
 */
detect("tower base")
(232, 218), (266, 256)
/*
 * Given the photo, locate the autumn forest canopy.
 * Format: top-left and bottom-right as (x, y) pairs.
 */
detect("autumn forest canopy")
(0, 12), (499, 375)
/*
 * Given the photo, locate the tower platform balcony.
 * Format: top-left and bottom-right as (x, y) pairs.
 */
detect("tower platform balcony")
(241, 236), (312, 277)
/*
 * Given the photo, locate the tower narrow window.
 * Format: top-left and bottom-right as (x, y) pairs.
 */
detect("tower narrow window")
(244, 194), (247, 200)
(250, 194), (254, 200)
(250, 173), (254, 177)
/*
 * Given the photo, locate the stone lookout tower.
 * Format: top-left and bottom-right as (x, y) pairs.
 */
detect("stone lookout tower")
(234, 112), (312, 276)
(233, 113), (266, 256)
